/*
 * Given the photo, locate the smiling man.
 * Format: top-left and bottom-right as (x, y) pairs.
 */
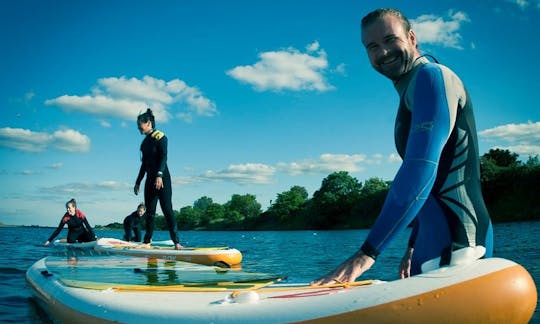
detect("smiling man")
(312, 8), (493, 285)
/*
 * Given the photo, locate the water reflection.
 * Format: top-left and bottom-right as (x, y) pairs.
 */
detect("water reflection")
(135, 258), (179, 285)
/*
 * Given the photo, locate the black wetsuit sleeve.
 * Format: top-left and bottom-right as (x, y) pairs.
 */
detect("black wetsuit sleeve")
(126, 212), (137, 227)
(136, 163), (146, 186)
(83, 217), (96, 239)
(157, 135), (168, 174)
(48, 218), (67, 242)
(408, 220), (419, 248)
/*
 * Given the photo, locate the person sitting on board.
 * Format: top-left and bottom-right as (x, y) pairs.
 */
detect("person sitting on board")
(123, 203), (146, 242)
(134, 108), (183, 250)
(44, 198), (97, 246)
(312, 8), (493, 285)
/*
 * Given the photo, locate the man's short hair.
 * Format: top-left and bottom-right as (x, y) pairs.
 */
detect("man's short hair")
(361, 8), (412, 33)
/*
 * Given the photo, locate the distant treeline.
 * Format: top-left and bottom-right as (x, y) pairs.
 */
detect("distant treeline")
(99, 149), (540, 231)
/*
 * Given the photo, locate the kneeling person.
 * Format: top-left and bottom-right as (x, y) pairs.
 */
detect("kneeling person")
(123, 203), (146, 242)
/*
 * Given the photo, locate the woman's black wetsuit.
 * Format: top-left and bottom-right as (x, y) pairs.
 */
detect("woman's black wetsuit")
(135, 130), (179, 244)
(47, 209), (96, 243)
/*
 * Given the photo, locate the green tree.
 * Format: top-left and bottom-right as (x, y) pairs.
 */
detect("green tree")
(267, 185), (309, 225)
(352, 177), (391, 228)
(205, 203), (226, 227)
(481, 150), (540, 222)
(176, 206), (201, 229)
(310, 171), (362, 229)
(361, 177), (391, 196)
(480, 155), (499, 183)
(153, 214), (167, 230)
(524, 155), (540, 168)
(194, 196), (213, 212)
(482, 148), (520, 167)
(224, 194), (261, 228)
(193, 196), (217, 227)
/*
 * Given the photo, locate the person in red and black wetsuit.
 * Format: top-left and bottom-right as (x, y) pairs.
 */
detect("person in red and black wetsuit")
(134, 109), (183, 250)
(123, 203), (146, 242)
(44, 198), (96, 245)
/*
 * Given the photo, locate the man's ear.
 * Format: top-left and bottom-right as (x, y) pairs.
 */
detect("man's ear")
(409, 29), (418, 48)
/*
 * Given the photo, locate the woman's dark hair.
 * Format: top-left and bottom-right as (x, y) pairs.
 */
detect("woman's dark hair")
(137, 108), (155, 128)
(66, 198), (77, 209)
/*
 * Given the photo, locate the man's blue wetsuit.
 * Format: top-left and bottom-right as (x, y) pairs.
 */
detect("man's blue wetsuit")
(360, 56), (493, 275)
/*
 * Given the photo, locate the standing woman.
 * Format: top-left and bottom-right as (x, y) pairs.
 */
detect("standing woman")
(134, 109), (183, 250)
(44, 198), (96, 245)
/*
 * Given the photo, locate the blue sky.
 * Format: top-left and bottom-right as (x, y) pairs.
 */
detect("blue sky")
(1, 0), (539, 226)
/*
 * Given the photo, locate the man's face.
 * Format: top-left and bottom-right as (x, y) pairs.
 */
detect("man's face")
(361, 15), (418, 81)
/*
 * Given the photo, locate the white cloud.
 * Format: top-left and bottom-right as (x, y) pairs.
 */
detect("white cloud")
(48, 162), (64, 169)
(0, 128), (50, 152)
(479, 121), (540, 142)
(170, 153), (403, 187)
(97, 181), (132, 190)
(0, 127), (90, 153)
(40, 181), (131, 195)
(9, 91), (35, 106)
(306, 41), (320, 52)
(503, 144), (540, 156)
(99, 120), (112, 128)
(200, 163), (276, 185)
(507, 0), (530, 9)
(51, 129), (91, 152)
(333, 63), (347, 76)
(188, 153), (400, 184)
(388, 153), (403, 163)
(45, 75), (217, 123)
(172, 175), (202, 186)
(277, 153), (367, 175)
(411, 10), (470, 49)
(24, 91), (35, 103)
(479, 121), (540, 156)
(227, 41), (335, 92)
(177, 112), (193, 123)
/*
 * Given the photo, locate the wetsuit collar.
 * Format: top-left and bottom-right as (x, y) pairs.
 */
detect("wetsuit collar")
(394, 56), (431, 98)
(145, 129), (156, 137)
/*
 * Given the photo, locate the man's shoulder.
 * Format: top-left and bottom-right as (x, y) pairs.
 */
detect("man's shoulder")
(419, 62), (459, 78)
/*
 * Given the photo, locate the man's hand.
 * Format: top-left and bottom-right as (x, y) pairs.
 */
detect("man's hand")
(311, 250), (375, 286)
(399, 247), (414, 279)
(134, 184), (140, 195)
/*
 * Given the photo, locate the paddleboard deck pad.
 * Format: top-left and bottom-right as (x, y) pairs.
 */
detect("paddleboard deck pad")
(26, 256), (537, 323)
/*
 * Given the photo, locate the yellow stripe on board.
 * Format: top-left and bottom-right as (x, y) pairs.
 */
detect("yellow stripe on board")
(108, 246), (229, 251)
(60, 278), (277, 292)
(59, 278), (374, 293)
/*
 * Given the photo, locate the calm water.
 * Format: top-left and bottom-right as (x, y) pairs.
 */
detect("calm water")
(1, 222), (538, 323)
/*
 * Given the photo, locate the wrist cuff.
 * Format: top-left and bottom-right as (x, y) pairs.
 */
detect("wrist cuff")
(361, 242), (379, 260)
